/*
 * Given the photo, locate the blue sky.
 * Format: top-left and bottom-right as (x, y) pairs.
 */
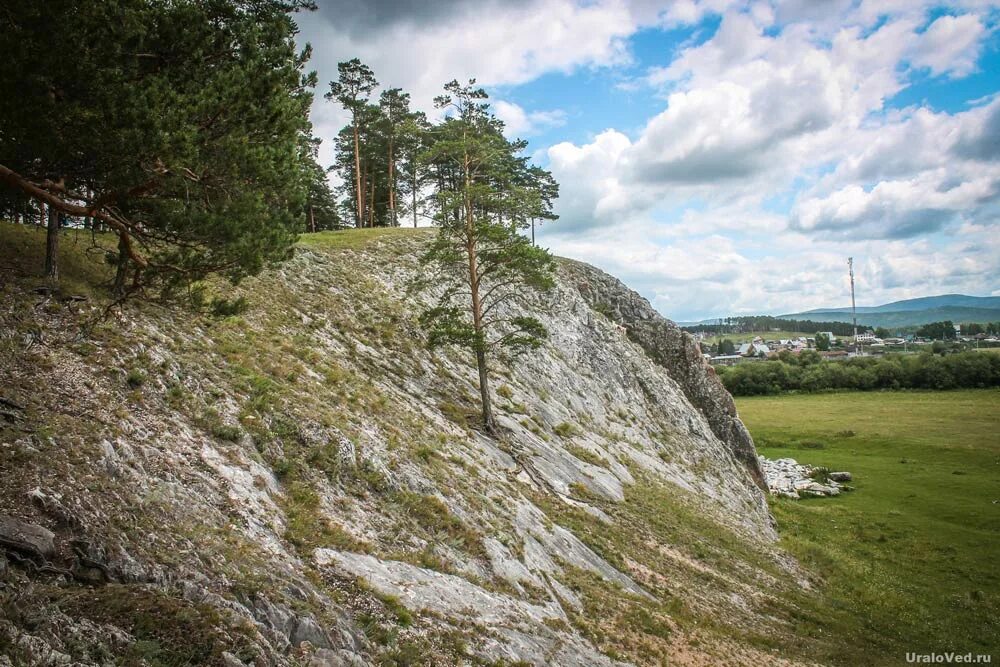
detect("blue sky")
(298, 0), (1000, 322)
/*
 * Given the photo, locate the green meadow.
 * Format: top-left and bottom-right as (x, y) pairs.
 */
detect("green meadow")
(737, 389), (1000, 664)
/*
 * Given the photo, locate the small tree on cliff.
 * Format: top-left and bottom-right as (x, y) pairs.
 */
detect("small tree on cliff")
(419, 80), (557, 434)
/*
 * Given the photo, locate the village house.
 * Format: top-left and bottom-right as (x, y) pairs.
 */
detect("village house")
(738, 342), (771, 357)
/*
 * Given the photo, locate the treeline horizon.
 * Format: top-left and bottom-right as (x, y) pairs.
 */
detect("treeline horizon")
(716, 350), (1000, 396)
(685, 317), (862, 337)
(686, 316), (1000, 338)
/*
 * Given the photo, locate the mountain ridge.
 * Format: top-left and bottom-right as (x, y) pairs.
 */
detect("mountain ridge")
(786, 293), (1000, 315)
(677, 294), (1000, 328)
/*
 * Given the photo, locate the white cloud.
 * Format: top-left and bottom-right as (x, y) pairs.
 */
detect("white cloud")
(910, 13), (986, 77)
(299, 0), (639, 111)
(295, 0), (1000, 319)
(493, 101), (567, 138)
(547, 129), (638, 226)
(548, 9), (918, 228)
(790, 171), (1000, 239)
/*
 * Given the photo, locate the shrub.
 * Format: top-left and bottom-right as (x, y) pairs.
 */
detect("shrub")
(126, 368), (146, 388)
(210, 422), (242, 442)
(554, 421), (579, 438)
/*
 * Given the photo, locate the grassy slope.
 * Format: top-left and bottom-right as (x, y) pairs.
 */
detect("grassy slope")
(1, 222), (810, 665)
(737, 390), (1000, 663)
(11, 222), (996, 664)
(0, 222), (116, 295)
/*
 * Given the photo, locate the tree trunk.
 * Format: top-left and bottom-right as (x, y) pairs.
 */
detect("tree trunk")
(475, 348), (495, 432)
(113, 233), (129, 296)
(44, 204), (59, 281)
(412, 162), (418, 228)
(462, 142), (496, 434)
(309, 204), (315, 233)
(84, 188), (93, 229)
(353, 117), (363, 228)
(360, 162), (369, 228)
(387, 134), (396, 226)
(531, 218), (535, 246)
(368, 176), (375, 228)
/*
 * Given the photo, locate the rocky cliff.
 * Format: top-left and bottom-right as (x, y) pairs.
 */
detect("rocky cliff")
(0, 225), (812, 666)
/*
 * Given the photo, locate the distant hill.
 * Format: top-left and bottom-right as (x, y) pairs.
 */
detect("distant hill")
(780, 306), (1000, 328)
(780, 295), (1000, 328)
(788, 294), (1000, 316)
(677, 294), (1000, 329)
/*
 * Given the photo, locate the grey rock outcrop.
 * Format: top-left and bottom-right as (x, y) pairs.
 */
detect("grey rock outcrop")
(564, 260), (765, 488)
(0, 515), (55, 560)
(315, 549), (625, 666)
(759, 456), (853, 499)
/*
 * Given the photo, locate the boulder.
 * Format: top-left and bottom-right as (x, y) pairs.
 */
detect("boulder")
(759, 456), (853, 500)
(222, 652), (246, 667)
(0, 516), (55, 560)
(292, 617), (332, 649)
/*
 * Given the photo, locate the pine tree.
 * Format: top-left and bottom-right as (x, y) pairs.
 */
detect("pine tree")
(398, 112), (432, 228)
(326, 59), (377, 228)
(419, 80), (558, 433)
(0, 0), (318, 294)
(379, 89), (411, 227)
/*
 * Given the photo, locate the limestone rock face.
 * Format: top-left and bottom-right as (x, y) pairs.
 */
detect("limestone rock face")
(564, 260), (766, 489)
(0, 229), (808, 667)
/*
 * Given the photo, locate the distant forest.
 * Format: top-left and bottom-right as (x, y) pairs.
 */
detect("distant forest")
(685, 316), (1000, 339)
(683, 316), (861, 337)
(717, 350), (1000, 396)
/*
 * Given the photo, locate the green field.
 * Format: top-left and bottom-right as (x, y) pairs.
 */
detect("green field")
(737, 390), (1000, 663)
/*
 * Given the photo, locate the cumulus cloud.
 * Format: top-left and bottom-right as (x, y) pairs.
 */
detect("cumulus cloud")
(299, 0), (638, 108)
(910, 13), (986, 77)
(789, 173), (1000, 240)
(546, 5), (999, 237)
(493, 101), (567, 138)
(296, 0), (1000, 319)
(546, 129), (639, 227)
(954, 97), (1000, 161)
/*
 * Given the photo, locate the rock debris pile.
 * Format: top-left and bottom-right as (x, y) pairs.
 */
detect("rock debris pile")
(759, 456), (853, 499)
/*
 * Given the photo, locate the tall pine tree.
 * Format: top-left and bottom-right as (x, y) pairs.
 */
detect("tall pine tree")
(420, 80), (558, 433)
(326, 59), (377, 229)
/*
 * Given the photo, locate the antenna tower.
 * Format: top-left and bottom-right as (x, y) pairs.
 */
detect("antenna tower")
(848, 257), (858, 354)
